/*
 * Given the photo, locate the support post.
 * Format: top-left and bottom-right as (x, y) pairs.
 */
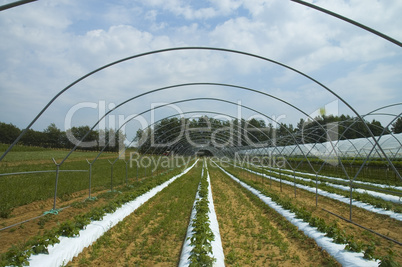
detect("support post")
(52, 158), (60, 212)
(86, 159), (96, 200)
(294, 169), (296, 198)
(349, 179), (353, 221)
(315, 173), (318, 208)
(125, 160), (128, 185)
(108, 160), (115, 192)
(136, 159), (139, 181)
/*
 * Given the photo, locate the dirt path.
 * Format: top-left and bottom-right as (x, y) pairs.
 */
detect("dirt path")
(233, 167), (402, 263)
(67, 165), (201, 266)
(209, 166), (339, 266)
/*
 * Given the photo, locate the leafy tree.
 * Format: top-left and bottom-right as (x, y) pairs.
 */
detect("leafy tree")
(0, 122), (21, 144)
(20, 129), (46, 147)
(368, 119), (384, 136)
(391, 117), (402, 134)
(43, 123), (62, 148)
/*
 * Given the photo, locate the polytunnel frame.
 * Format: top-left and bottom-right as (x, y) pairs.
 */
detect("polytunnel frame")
(246, 111), (402, 198)
(117, 113), (242, 180)
(348, 112), (402, 187)
(272, 105), (402, 169)
(95, 95), (374, 212)
(92, 96), (307, 166)
(138, 117), (237, 157)
(55, 95), (304, 211)
(0, 3), (400, 256)
(273, 117), (402, 203)
(137, 114), (293, 188)
(321, 106), (402, 170)
(31, 80), (347, 180)
(283, 114), (385, 161)
(53, 95), (296, 210)
(135, 111), (274, 158)
(83, 110), (273, 203)
(69, 94), (324, 214)
(1, 46), (398, 179)
(1, 48), (400, 226)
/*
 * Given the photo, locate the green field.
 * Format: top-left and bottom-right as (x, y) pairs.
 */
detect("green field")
(0, 144), (184, 217)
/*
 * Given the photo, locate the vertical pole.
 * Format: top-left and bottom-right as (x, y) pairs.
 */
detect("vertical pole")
(136, 159), (139, 181)
(108, 160), (114, 191)
(125, 160), (128, 185)
(280, 167), (282, 192)
(349, 179), (353, 221)
(111, 164), (113, 191)
(52, 158), (59, 211)
(89, 162), (92, 198)
(269, 170), (272, 188)
(152, 156), (155, 177)
(260, 157), (263, 184)
(86, 159), (92, 199)
(315, 173), (318, 208)
(294, 170), (296, 198)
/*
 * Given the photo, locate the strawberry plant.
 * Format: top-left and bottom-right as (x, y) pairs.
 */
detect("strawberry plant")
(0, 245), (31, 267)
(218, 164), (397, 264)
(379, 249), (400, 267)
(188, 168), (216, 266)
(363, 242), (376, 260)
(57, 220), (80, 238)
(0, 168), (187, 267)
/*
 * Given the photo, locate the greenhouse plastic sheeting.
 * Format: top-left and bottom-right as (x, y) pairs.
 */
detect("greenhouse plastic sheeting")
(238, 133), (402, 158)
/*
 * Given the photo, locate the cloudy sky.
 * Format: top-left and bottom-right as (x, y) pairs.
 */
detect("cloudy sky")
(0, 0), (401, 142)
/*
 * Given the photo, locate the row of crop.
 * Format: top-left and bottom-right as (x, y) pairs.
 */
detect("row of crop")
(278, 157), (401, 186)
(283, 156), (402, 168)
(269, 166), (402, 194)
(187, 165), (216, 266)
(0, 152), (193, 218)
(0, 167), (185, 267)
(244, 164), (402, 214)
(217, 164), (399, 266)
(262, 166), (402, 205)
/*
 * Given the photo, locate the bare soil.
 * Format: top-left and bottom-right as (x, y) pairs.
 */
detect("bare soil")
(234, 167), (402, 263)
(67, 166), (201, 266)
(0, 176), (148, 254)
(209, 167), (340, 266)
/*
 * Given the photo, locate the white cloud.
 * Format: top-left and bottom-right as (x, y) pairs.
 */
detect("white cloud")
(331, 63), (402, 103)
(0, 0), (400, 134)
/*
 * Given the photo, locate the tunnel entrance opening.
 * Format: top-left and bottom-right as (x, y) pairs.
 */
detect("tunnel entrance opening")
(196, 149), (214, 157)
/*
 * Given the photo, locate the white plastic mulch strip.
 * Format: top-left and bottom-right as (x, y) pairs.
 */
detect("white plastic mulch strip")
(178, 175), (201, 267)
(27, 161), (198, 267)
(265, 168), (401, 204)
(216, 164), (379, 267)
(178, 165), (225, 267)
(206, 168), (225, 267)
(268, 166), (402, 191)
(241, 166), (402, 221)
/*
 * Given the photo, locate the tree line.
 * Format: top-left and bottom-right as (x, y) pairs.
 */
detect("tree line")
(135, 115), (402, 155)
(0, 122), (125, 152)
(1, 115), (400, 153)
